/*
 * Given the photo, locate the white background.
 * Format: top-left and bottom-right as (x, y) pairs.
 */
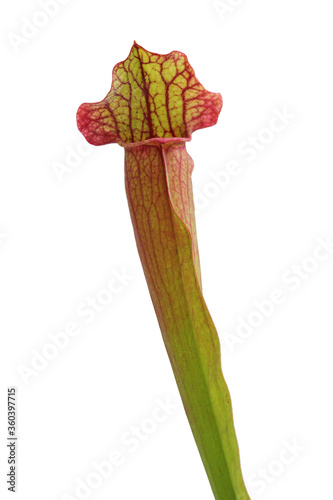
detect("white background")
(1, 0), (333, 499)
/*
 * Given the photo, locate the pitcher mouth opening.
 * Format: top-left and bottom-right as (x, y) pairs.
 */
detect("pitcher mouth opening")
(121, 136), (192, 149)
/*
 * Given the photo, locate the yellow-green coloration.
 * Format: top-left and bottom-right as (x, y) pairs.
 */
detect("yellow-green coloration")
(77, 42), (222, 146)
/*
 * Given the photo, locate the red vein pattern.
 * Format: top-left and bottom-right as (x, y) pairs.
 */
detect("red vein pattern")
(77, 42), (222, 145)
